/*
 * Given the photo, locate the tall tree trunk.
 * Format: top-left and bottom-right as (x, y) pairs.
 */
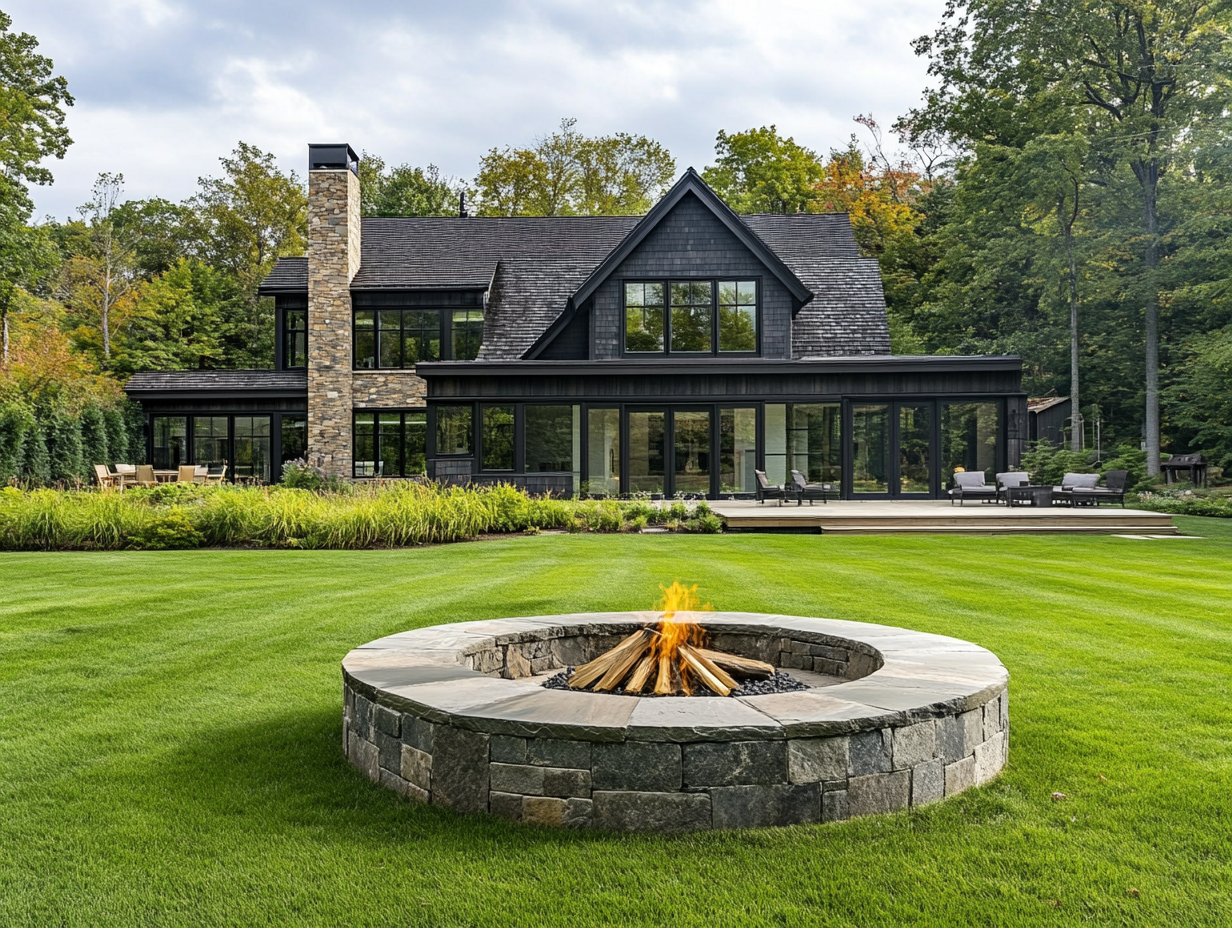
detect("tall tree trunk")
(1139, 159), (1161, 476)
(1062, 190), (1081, 452)
(2, 306), (8, 367)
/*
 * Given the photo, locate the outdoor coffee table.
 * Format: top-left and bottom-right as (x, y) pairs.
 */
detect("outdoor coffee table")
(1006, 485), (1054, 507)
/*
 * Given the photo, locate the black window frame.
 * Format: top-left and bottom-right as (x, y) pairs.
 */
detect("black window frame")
(351, 409), (428, 479)
(352, 305), (482, 369)
(282, 308), (308, 370)
(621, 277), (761, 357)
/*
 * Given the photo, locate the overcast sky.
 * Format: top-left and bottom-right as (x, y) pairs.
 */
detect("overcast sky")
(10, 0), (945, 220)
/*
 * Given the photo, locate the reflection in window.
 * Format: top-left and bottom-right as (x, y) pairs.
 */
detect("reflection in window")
(481, 405), (515, 470)
(673, 409), (711, 496)
(354, 413), (376, 477)
(234, 416), (271, 483)
(899, 405), (931, 494)
(404, 310), (441, 364)
(436, 405), (473, 456)
(283, 309), (307, 369)
(524, 406), (575, 472)
(193, 416), (229, 470)
(628, 410), (666, 494)
(625, 282), (665, 352)
(942, 402), (999, 486)
(720, 407), (757, 494)
(452, 309), (483, 361)
(851, 404), (890, 493)
(280, 416), (307, 476)
(353, 411), (427, 478)
(670, 281), (713, 352)
(354, 311), (376, 369)
(587, 408), (620, 496)
(718, 280), (757, 352)
(152, 416), (188, 469)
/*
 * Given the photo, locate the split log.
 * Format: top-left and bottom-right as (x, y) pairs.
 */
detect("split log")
(680, 644), (739, 690)
(677, 645), (732, 696)
(595, 639), (653, 691)
(624, 649), (658, 694)
(653, 650), (676, 695)
(694, 648), (775, 679)
(569, 629), (651, 690)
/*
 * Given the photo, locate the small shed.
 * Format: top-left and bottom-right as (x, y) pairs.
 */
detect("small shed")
(1028, 396), (1071, 446)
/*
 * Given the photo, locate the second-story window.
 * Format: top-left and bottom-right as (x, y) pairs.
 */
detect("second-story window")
(624, 279), (758, 355)
(354, 308), (476, 369)
(283, 309), (307, 369)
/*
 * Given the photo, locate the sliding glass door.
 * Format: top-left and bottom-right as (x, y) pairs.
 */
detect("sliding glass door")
(848, 401), (937, 498)
(673, 409), (712, 496)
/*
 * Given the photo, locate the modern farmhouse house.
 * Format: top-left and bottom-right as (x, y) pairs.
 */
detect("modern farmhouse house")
(125, 144), (1025, 498)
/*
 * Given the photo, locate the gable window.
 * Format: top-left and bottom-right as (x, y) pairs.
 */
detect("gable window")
(623, 279), (758, 355)
(353, 307), (477, 368)
(283, 309), (307, 369)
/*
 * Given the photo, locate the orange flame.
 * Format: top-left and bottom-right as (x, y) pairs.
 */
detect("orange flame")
(653, 582), (711, 692)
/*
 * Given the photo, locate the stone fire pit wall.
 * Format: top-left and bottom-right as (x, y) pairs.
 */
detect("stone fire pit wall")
(341, 613), (1009, 831)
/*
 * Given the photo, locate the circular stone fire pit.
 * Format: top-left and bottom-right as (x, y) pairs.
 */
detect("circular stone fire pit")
(341, 613), (1008, 831)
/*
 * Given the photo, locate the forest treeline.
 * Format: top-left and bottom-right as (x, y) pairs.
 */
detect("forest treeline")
(1, 2), (1230, 482)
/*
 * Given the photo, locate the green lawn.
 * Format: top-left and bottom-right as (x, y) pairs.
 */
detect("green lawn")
(2, 516), (1230, 927)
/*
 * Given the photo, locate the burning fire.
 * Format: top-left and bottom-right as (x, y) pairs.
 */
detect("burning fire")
(567, 581), (774, 696)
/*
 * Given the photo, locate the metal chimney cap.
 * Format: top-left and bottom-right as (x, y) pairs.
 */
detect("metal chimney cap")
(308, 143), (359, 175)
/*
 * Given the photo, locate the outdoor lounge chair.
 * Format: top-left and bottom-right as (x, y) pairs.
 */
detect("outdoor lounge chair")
(1052, 472), (1098, 504)
(1068, 469), (1128, 508)
(754, 469), (786, 506)
(789, 470), (832, 505)
(948, 471), (998, 505)
(133, 465), (159, 488)
(93, 464), (117, 490)
(995, 471), (1031, 504)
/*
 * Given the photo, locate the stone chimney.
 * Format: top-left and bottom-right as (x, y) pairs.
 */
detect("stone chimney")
(306, 143), (360, 477)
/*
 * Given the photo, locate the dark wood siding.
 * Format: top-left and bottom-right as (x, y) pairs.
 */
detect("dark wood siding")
(591, 192), (793, 360)
(537, 304), (589, 360)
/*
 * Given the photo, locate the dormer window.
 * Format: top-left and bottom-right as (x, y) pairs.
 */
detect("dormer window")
(623, 279), (759, 356)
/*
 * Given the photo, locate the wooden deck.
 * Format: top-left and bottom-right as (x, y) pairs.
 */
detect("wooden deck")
(708, 500), (1179, 535)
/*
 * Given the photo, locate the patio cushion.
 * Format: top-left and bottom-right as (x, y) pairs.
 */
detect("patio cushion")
(1061, 473), (1099, 489)
(954, 472), (992, 489)
(996, 471), (1030, 488)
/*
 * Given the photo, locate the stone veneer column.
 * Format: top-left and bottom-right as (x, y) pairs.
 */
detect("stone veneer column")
(307, 167), (361, 477)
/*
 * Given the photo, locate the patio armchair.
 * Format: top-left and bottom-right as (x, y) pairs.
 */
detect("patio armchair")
(754, 469), (786, 506)
(204, 464), (227, 487)
(789, 469), (832, 505)
(948, 471), (998, 506)
(93, 464), (117, 490)
(1052, 472), (1098, 505)
(133, 465), (159, 488)
(1068, 469), (1129, 508)
(177, 465), (199, 484)
(995, 471), (1031, 505)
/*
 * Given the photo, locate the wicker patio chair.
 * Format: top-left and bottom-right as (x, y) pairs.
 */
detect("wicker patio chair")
(177, 465), (198, 483)
(93, 464), (116, 490)
(133, 465), (159, 488)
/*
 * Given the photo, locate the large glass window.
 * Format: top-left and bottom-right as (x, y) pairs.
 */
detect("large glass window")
(283, 309), (307, 369)
(481, 405), (515, 470)
(525, 406), (576, 472)
(628, 410), (666, 495)
(851, 404), (890, 494)
(452, 309), (483, 361)
(942, 402), (999, 486)
(405, 310), (442, 365)
(354, 311), (376, 369)
(899, 405), (931, 494)
(193, 416), (229, 471)
(353, 411), (427, 478)
(718, 281), (757, 352)
(673, 409), (711, 496)
(586, 408), (620, 496)
(234, 416), (271, 483)
(670, 282), (713, 352)
(764, 403), (840, 488)
(436, 405), (473, 456)
(378, 311), (402, 368)
(719, 407), (757, 494)
(624, 282), (665, 353)
(625, 278), (758, 355)
(152, 416), (187, 469)
(280, 415), (307, 472)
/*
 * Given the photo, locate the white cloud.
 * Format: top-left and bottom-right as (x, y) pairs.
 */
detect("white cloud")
(10, 0), (946, 218)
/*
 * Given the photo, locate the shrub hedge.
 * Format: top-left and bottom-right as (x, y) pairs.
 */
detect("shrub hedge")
(0, 483), (723, 551)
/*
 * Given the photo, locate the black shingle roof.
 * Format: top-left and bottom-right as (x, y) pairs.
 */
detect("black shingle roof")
(125, 370), (308, 395)
(258, 203), (892, 359)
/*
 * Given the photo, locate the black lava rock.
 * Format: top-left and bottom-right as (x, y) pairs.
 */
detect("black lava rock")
(540, 668), (809, 698)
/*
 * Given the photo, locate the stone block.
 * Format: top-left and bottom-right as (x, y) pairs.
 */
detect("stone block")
(527, 738), (592, 769)
(974, 731), (1007, 785)
(430, 727), (490, 814)
(353, 694), (373, 740)
(892, 721), (937, 770)
(490, 735), (528, 765)
(911, 759), (944, 807)
(1000, 688), (1009, 732)
(683, 740), (787, 787)
(821, 787), (849, 823)
(592, 791), (713, 832)
(936, 715), (965, 764)
(489, 763), (545, 796)
(523, 796), (568, 827)
(551, 636), (588, 667)
(379, 769), (412, 799)
(489, 790), (522, 822)
(983, 695), (1002, 740)
(945, 756), (975, 796)
(376, 730), (403, 773)
(849, 729), (893, 776)
(960, 708), (983, 756)
(342, 717), (349, 757)
(400, 744), (432, 791)
(543, 767), (591, 799)
(530, 657), (556, 675)
(788, 736), (849, 784)
(848, 770), (910, 817)
(710, 783), (820, 829)
(504, 649), (532, 680)
(474, 649), (504, 675)
(592, 742), (681, 791)
(401, 716), (433, 754)
(374, 704), (401, 738)
(349, 731), (379, 784)
(780, 652), (807, 670)
(563, 798), (593, 828)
